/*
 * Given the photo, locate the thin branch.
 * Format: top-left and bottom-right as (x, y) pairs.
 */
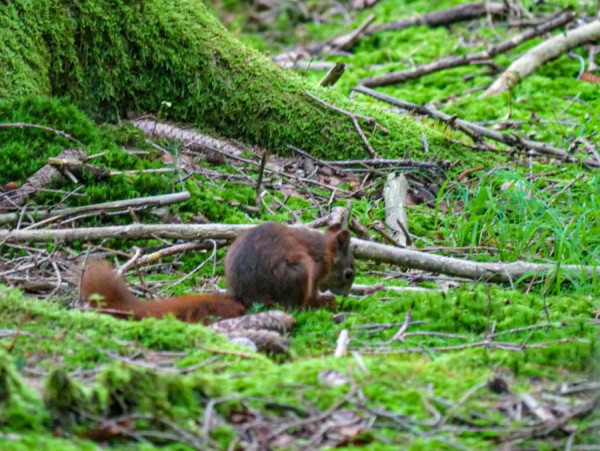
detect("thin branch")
(369, 2), (508, 34)
(360, 12), (575, 87)
(0, 192), (190, 226)
(0, 148), (88, 209)
(0, 122), (81, 144)
(305, 90), (388, 135)
(354, 86), (576, 162)
(319, 62), (346, 87)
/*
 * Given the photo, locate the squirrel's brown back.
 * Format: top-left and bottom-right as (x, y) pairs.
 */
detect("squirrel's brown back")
(225, 222), (354, 308)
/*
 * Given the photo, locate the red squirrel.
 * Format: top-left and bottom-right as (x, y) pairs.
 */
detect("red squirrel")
(80, 222), (355, 323)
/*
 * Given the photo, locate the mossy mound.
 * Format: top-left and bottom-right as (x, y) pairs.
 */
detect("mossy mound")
(1, 282), (598, 448)
(0, 0), (467, 160)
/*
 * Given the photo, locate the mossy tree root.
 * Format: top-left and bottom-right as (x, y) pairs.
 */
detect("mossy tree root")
(1, 0), (451, 160)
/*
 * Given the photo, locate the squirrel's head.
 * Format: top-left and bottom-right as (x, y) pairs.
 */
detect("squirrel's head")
(320, 224), (355, 296)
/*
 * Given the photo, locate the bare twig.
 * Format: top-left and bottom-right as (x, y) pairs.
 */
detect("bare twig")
(276, 60), (341, 71)
(334, 329), (350, 357)
(134, 241), (222, 267)
(255, 151), (268, 208)
(354, 86), (576, 162)
(388, 311), (412, 343)
(369, 2), (508, 34)
(360, 12), (575, 87)
(306, 90), (386, 158)
(305, 2), (508, 56)
(505, 395), (598, 441)
(327, 158), (444, 172)
(351, 116), (381, 158)
(267, 385), (358, 439)
(329, 14), (376, 53)
(0, 192), (190, 226)
(118, 247), (143, 275)
(437, 381), (488, 426)
(305, 90), (388, 135)
(288, 145), (343, 175)
(319, 62), (346, 87)
(131, 117), (244, 162)
(0, 122), (81, 144)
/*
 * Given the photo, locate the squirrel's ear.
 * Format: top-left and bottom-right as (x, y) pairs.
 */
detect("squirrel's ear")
(326, 223), (342, 233)
(336, 230), (350, 249)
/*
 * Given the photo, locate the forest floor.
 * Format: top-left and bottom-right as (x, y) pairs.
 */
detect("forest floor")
(0, 0), (599, 449)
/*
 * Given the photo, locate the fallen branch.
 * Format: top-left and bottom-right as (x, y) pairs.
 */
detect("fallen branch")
(297, 14), (375, 55)
(274, 60), (343, 71)
(351, 0), (380, 10)
(0, 192), (190, 226)
(327, 158), (445, 172)
(0, 148), (88, 210)
(319, 62), (346, 87)
(132, 241), (226, 267)
(47, 156), (111, 180)
(351, 239), (597, 282)
(363, 337), (583, 354)
(306, 2), (508, 55)
(155, 117), (355, 197)
(369, 1), (508, 34)
(131, 117), (244, 163)
(1, 223), (597, 283)
(328, 14), (375, 53)
(0, 223), (245, 244)
(0, 122), (81, 144)
(354, 85), (578, 162)
(360, 12), (575, 87)
(482, 19), (600, 96)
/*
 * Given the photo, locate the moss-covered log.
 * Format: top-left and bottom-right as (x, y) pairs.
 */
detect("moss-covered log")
(0, 0), (454, 159)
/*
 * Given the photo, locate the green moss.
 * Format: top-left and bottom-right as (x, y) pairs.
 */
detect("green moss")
(0, 349), (47, 430)
(44, 367), (91, 427)
(0, 435), (99, 451)
(0, 97), (175, 217)
(1, 282), (598, 447)
(0, 5), (51, 99)
(0, 288), (272, 374)
(1, 0), (599, 447)
(0, 0), (468, 161)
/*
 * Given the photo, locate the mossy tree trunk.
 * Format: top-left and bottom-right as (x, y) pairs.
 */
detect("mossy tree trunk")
(0, 0), (443, 159)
